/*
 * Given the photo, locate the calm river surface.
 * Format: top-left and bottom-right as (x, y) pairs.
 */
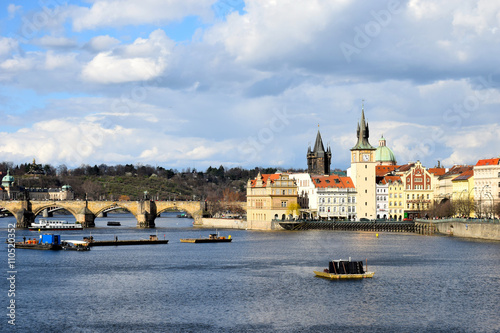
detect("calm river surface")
(1, 213), (499, 332)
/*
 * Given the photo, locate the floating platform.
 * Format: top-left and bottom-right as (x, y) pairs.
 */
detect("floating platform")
(85, 235), (168, 247)
(180, 238), (232, 243)
(313, 270), (374, 279)
(14, 242), (61, 250)
(87, 239), (169, 246)
(314, 259), (374, 279)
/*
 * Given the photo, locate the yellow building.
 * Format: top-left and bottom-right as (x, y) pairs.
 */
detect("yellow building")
(246, 172), (298, 230)
(451, 169), (474, 217)
(396, 161), (435, 219)
(385, 176), (404, 221)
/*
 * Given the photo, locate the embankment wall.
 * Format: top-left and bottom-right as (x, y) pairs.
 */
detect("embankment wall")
(433, 221), (500, 241)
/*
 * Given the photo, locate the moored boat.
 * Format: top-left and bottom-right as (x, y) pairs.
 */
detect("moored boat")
(14, 234), (62, 250)
(61, 240), (91, 251)
(314, 259), (374, 279)
(180, 233), (232, 243)
(29, 219), (83, 231)
(107, 221), (121, 226)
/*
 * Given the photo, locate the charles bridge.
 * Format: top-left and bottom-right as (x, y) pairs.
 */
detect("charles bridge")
(0, 199), (204, 228)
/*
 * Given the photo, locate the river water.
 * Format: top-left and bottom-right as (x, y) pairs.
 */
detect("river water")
(1, 213), (499, 332)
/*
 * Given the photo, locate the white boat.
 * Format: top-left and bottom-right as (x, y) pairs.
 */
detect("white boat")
(29, 219), (83, 231)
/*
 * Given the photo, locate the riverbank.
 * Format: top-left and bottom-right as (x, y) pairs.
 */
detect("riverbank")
(416, 218), (500, 241)
(200, 218), (500, 241)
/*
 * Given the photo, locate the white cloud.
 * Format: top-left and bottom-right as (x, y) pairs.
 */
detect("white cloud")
(34, 35), (77, 48)
(0, 37), (18, 57)
(81, 29), (173, 83)
(72, 0), (216, 31)
(7, 4), (22, 19)
(205, 0), (348, 65)
(86, 35), (121, 52)
(44, 51), (78, 70)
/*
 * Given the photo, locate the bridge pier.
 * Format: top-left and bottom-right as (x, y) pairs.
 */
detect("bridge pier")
(136, 200), (156, 228)
(75, 207), (95, 228)
(15, 209), (35, 228)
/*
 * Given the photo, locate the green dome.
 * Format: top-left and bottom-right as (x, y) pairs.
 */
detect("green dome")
(2, 169), (14, 187)
(375, 136), (397, 164)
(62, 184), (72, 191)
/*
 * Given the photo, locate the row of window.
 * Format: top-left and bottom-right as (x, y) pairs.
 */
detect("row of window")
(407, 194), (431, 200)
(318, 206), (355, 213)
(318, 197), (356, 204)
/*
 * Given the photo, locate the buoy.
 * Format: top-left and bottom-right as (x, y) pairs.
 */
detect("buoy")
(376, 233), (379, 238)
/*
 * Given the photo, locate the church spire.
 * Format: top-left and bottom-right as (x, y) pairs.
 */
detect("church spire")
(352, 104), (375, 150)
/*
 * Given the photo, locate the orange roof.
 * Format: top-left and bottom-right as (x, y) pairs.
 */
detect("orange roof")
(428, 168), (446, 176)
(452, 169), (474, 181)
(250, 173), (281, 187)
(396, 163), (415, 172)
(476, 158), (500, 166)
(378, 175), (402, 185)
(376, 165), (399, 176)
(311, 175), (355, 189)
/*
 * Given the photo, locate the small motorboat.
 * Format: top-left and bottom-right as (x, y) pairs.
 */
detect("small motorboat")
(314, 259), (374, 279)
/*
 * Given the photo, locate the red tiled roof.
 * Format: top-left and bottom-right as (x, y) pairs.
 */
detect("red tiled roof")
(428, 168), (446, 176)
(378, 175), (402, 185)
(250, 174), (281, 187)
(475, 158), (500, 166)
(396, 163), (415, 172)
(452, 169), (474, 181)
(440, 165), (473, 179)
(376, 165), (399, 176)
(311, 175), (355, 189)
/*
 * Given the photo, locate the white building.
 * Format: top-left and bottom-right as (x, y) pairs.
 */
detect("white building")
(473, 158), (500, 218)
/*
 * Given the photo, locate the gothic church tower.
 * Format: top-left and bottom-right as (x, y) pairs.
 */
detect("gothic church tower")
(307, 129), (332, 175)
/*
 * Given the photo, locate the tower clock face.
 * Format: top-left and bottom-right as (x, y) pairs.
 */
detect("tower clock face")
(362, 153), (370, 161)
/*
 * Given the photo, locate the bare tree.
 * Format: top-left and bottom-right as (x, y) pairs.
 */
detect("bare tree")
(82, 180), (103, 200)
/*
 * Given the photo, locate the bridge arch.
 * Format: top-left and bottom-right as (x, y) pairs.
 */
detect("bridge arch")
(155, 201), (203, 224)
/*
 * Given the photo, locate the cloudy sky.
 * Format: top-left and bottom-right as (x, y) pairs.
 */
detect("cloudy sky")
(0, 0), (499, 171)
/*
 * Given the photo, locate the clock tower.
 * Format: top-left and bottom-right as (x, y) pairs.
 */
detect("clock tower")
(350, 106), (376, 220)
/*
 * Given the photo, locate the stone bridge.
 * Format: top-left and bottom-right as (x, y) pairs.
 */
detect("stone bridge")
(0, 200), (203, 228)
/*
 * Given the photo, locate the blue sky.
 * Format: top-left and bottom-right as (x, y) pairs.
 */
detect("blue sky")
(0, 0), (499, 171)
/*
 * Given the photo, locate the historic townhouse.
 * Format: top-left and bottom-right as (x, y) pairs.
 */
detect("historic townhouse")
(313, 175), (356, 220)
(246, 172), (298, 229)
(398, 161), (435, 219)
(435, 165), (473, 202)
(451, 169), (474, 217)
(473, 158), (500, 218)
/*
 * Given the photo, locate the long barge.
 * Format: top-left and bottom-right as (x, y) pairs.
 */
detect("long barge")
(84, 235), (168, 247)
